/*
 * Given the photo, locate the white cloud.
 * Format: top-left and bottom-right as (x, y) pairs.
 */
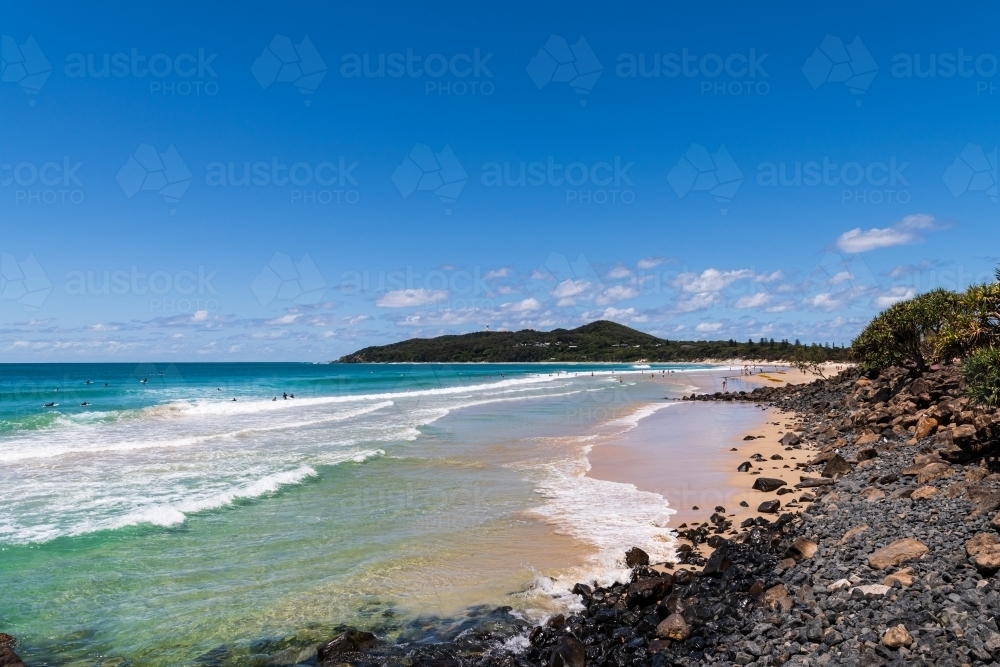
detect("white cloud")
(696, 322), (722, 332)
(484, 268), (510, 280)
(598, 306), (638, 321)
(754, 270), (784, 283)
(809, 293), (846, 311)
(637, 257), (665, 269)
(266, 313), (300, 325)
(829, 271), (854, 284)
(552, 279), (591, 298)
(606, 266), (633, 279)
(734, 292), (770, 309)
(873, 286), (916, 308)
(676, 291), (721, 312)
(835, 214), (937, 253)
(503, 297), (541, 312)
(375, 289), (449, 308)
(596, 285), (638, 305)
(765, 301), (796, 313)
(673, 268), (754, 293)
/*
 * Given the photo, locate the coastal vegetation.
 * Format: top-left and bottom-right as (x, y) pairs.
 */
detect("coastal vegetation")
(851, 268), (1000, 406)
(337, 320), (850, 364)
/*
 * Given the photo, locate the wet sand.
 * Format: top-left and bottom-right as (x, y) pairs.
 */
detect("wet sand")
(587, 366), (823, 563)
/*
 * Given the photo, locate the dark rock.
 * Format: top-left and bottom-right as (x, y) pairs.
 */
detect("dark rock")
(780, 432), (801, 446)
(758, 500), (781, 513)
(549, 636), (585, 667)
(752, 477), (787, 492)
(318, 630), (377, 662)
(821, 455), (852, 478)
(795, 477), (834, 488)
(0, 646), (24, 667)
(625, 546), (650, 568)
(737, 461), (753, 472)
(628, 576), (669, 607)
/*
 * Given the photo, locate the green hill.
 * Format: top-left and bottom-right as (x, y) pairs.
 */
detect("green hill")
(337, 320), (849, 363)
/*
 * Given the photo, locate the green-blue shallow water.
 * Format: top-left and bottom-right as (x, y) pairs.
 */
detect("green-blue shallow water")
(0, 362), (716, 666)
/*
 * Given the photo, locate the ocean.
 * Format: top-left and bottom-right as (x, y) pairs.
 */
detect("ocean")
(0, 362), (717, 666)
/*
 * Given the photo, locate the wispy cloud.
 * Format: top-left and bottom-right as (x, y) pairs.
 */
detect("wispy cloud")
(872, 286), (916, 308)
(637, 256), (667, 269)
(734, 292), (770, 309)
(835, 214), (937, 253)
(375, 289), (449, 308)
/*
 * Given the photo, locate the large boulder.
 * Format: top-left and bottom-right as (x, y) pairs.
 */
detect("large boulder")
(624, 546), (649, 568)
(656, 613), (690, 641)
(868, 538), (929, 570)
(917, 462), (954, 484)
(627, 574), (670, 606)
(821, 455), (852, 478)
(779, 432), (801, 447)
(966, 532), (999, 557)
(914, 415), (938, 439)
(758, 499), (781, 513)
(0, 646), (25, 667)
(976, 545), (1000, 574)
(752, 478), (786, 492)
(549, 637), (585, 667)
(786, 537), (818, 560)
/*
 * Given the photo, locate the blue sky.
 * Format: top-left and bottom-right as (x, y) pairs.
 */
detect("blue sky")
(1, 1), (997, 361)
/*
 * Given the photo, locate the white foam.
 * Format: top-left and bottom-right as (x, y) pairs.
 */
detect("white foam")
(165, 374), (563, 417)
(0, 401), (395, 462)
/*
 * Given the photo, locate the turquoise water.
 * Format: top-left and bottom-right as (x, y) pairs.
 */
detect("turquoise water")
(0, 362), (715, 666)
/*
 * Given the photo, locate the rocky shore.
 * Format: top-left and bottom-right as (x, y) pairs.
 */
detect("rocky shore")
(7, 363), (1000, 667)
(369, 363), (999, 666)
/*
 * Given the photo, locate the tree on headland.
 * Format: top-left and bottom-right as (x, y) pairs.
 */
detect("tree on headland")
(850, 267), (1000, 407)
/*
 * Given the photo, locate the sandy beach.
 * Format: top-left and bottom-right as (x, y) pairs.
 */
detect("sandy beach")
(586, 364), (831, 564)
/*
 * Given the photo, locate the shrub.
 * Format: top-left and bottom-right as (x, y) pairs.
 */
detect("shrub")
(937, 281), (1000, 359)
(850, 288), (959, 372)
(962, 346), (1000, 408)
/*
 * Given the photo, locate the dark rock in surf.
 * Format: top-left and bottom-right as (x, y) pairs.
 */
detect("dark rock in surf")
(318, 630), (377, 662)
(0, 646), (25, 667)
(625, 546), (649, 568)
